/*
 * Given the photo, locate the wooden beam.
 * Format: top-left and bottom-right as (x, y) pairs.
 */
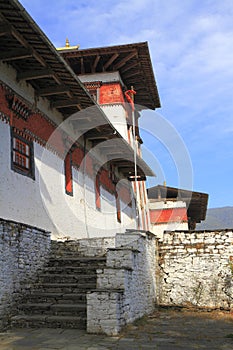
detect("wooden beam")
(113, 50), (137, 70)
(0, 23), (12, 36)
(80, 57), (85, 74)
(0, 48), (33, 61)
(99, 144), (125, 152)
(17, 68), (55, 81)
(52, 98), (81, 108)
(5, 22), (47, 67)
(121, 61), (139, 73)
(37, 85), (70, 96)
(114, 162), (134, 168)
(88, 135), (109, 141)
(128, 175), (146, 181)
(92, 55), (100, 73)
(86, 129), (113, 139)
(123, 70), (141, 79)
(103, 53), (119, 70)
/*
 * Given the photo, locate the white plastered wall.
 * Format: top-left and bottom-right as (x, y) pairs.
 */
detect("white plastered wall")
(100, 104), (128, 141)
(0, 63), (137, 239)
(0, 121), (136, 239)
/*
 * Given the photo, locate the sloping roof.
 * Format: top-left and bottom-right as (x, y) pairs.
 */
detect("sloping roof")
(0, 0), (96, 116)
(147, 185), (209, 223)
(0, 0), (155, 178)
(59, 42), (161, 110)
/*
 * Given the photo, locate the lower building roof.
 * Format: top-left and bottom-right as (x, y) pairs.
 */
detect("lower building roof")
(147, 185), (209, 223)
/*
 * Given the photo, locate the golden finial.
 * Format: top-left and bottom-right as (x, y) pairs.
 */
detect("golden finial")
(56, 38), (80, 51)
(163, 181), (166, 187)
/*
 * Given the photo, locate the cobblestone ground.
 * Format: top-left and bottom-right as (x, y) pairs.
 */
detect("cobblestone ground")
(0, 308), (233, 350)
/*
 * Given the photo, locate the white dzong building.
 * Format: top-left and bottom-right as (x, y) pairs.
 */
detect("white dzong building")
(0, 1), (160, 240)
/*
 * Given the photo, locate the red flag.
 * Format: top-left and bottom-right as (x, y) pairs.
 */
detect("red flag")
(125, 89), (136, 111)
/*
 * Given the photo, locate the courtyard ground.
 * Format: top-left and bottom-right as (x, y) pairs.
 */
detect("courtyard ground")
(0, 307), (233, 350)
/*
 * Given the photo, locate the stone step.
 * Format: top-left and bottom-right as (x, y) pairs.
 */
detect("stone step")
(11, 314), (86, 329)
(47, 257), (106, 268)
(44, 266), (102, 274)
(24, 292), (86, 304)
(19, 303), (86, 316)
(37, 273), (97, 283)
(10, 241), (107, 331)
(33, 282), (96, 293)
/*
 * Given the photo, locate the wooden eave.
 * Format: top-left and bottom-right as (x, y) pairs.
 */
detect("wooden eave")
(0, 0), (95, 116)
(0, 0), (155, 179)
(147, 185), (209, 223)
(70, 111), (155, 177)
(59, 42), (161, 110)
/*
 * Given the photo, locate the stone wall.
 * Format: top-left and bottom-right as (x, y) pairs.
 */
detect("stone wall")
(51, 237), (115, 257)
(158, 230), (233, 309)
(0, 218), (50, 329)
(87, 231), (157, 335)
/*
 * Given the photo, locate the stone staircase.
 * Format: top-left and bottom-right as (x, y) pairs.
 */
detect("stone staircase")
(11, 241), (106, 329)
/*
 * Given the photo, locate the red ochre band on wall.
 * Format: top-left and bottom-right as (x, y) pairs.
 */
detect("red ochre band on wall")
(0, 81), (133, 205)
(150, 208), (188, 224)
(99, 83), (125, 104)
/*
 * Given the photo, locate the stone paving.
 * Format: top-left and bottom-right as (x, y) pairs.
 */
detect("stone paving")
(0, 308), (233, 350)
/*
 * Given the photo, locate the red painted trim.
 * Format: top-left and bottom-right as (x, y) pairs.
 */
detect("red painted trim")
(99, 83), (124, 104)
(95, 174), (101, 210)
(0, 81), (133, 207)
(116, 193), (121, 223)
(150, 207), (188, 224)
(64, 152), (73, 195)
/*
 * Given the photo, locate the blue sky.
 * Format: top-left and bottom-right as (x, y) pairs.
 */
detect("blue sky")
(20, 0), (233, 208)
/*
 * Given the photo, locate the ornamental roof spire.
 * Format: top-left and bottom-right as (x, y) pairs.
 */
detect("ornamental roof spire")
(57, 38), (80, 51)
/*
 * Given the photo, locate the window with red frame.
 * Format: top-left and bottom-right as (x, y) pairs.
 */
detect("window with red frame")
(64, 152), (73, 196)
(95, 173), (101, 210)
(116, 193), (121, 223)
(11, 130), (34, 179)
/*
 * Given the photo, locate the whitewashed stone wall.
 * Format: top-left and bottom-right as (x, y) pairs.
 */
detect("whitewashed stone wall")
(158, 230), (233, 309)
(0, 218), (50, 329)
(52, 237), (115, 257)
(87, 231), (157, 335)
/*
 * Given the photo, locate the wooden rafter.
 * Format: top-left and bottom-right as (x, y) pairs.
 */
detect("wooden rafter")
(86, 129), (113, 139)
(52, 98), (81, 109)
(0, 18), (48, 68)
(113, 50), (137, 70)
(0, 22), (11, 36)
(80, 57), (85, 74)
(103, 53), (119, 70)
(0, 48), (33, 61)
(123, 70), (141, 79)
(37, 85), (70, 96)
(17, 68), (55, 81)
(92, 55), (100, 73)
(120, 61), (139, 73)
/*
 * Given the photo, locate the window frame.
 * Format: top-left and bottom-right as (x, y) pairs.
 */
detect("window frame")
(64, 151), (73, 196)
(95, 173), (101, 210)
(116, 193), (121, 223)
(11, 129), (35, 180)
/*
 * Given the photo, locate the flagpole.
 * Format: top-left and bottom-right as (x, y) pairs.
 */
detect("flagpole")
(131, 86), (138, 225)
